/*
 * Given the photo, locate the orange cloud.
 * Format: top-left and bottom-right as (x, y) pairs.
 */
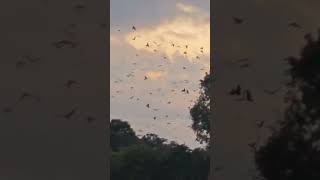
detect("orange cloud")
(124, 7), (210, 63)
(145, 71), (164, 80)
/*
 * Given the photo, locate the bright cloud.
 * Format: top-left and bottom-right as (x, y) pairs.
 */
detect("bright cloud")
(145, 71), (164, 80)
(176, 2), (198, 13)
(124, 6), (210, 62)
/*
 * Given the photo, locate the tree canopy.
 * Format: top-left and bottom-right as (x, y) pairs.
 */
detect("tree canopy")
(110, 119), (210, 180)
(254, 31), (320, 180)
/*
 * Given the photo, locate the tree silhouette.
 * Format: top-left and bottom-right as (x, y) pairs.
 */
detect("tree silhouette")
(190, 72), (212, 145)
(254, 31), (320, 180)
(110, 119), (210, 180)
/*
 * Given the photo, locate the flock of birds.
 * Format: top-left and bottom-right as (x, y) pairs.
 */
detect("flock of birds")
(112, 22), (209, 132)
(2, 3), (98, 124)
(228, 16), (306, 155)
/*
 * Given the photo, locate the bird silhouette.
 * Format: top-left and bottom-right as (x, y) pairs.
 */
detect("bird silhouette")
(248, 142), (257, 151)
(245, 90), (254, 102)
(63, 108), (77, 119)
(23, 55), (41, 63)
(146, 43), (150, 47)
(16, 61), (26, 69)
(144, 76), (148, 80)
(263, 87), (281, 95)
(257, 121), (264, 128)
(229, 85), (241, 96)
(182, 66), (186, 70)
(146, 104), (150, 108)
(181, 88), (186, 92)
(18, 92), (39, 102)
(52, 40), (77, 48)
(65, 80), (78, 88)
(240, 63), (250, 68)
(288, 22), (301, 29)
(132, 26), (136, 31)
(153, 116), (157, 120)
(233, 16), (244, 24)
(87, 116), (95, 123)
(304, 33), (313, 43)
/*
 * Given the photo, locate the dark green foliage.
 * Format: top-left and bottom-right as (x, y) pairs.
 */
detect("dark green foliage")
(190, 72), (212, 145)
(110, 119), (210, 180)
(255, 31), (320, 180)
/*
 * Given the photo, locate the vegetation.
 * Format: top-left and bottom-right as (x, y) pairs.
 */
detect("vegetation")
(110, 119), (210, 180)
(255, 32), (320, 180)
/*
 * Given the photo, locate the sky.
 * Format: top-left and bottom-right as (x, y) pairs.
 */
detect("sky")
(110, 0), (210, 148)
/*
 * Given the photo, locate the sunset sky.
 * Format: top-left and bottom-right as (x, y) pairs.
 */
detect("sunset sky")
(110, 0), (210, 148)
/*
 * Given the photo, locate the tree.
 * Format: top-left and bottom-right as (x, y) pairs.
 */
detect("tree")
(110, 119), (139, 151)
(190, 72), (213, 145)
(254, 31), (320, 180)
(110, 119), (210, 180)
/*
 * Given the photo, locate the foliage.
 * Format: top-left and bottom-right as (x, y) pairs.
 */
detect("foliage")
(110, 119), (210, 180)
(255, 31), (320, 180)
(190, 72), (212, 145)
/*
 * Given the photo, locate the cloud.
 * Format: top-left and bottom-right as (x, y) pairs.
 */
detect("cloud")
(145, 71), (164, 80)
(124, 6), (210, 62)
(176, 2), (198, 13)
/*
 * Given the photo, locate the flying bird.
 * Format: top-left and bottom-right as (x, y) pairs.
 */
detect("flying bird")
(248, 142), (257, 151)
(86, 116), (95, 123)
(257, 121), (264, 128)
(16, 61), (26, 69)
(52, 40), (77, 48)
(132, 26), (136, 31)
(18, 92), (39, 102)
(232, 16), (244, 24)
(304, 33), (313, 43)
(144, 76), (148, 80)
(229, 85), (241, 96)
(23, 55), (41, 63)
(263, 87), (281, 95)
(153, 116), (157, 120)
(146, 43), (150, 47)
(240, 63), (250, 68)
(288, 22), (301, 29)
(245, 90), (254, 102)
(146, 104), (150, 108)
(65, 80), (78, 88)
(63, 108), (77, 119)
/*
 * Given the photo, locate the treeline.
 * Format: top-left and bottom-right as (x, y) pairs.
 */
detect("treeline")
(110, 119), (210, 180)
